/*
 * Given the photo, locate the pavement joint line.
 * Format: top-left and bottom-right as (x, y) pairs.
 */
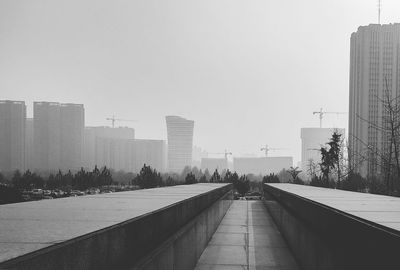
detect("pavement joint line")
(245, 200), (249, 270)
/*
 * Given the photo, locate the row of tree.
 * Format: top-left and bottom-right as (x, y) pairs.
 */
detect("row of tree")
(5, 166), (113, 191)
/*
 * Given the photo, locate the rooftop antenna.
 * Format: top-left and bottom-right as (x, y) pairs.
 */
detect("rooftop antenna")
(378, 0), (381, 24)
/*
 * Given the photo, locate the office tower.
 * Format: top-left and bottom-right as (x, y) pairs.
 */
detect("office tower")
(0, 100), (26, 172)
(233, 157), (293, 175)
(349, 23), (400, 177)
(60, 104), (84, 171)
(301, 128), (345, 177)
(84, 126), (135, 171)
(134, 139), (167, 173)
(165, 116), (194, 173)
(25, 118), (34, 170)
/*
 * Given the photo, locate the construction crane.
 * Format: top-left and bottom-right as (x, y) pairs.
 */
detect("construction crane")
(260, 145), (287, 157)
(312, 108), (347, 128)
(209, 149), (232, 159)
(106, 115), (137, 128)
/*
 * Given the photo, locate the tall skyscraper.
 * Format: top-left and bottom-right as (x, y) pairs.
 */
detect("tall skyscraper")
(0, 100), (26, 172)
(34, 102), (84, 172)
(349, 23), (400, 177)
(165, 116), (194, 172)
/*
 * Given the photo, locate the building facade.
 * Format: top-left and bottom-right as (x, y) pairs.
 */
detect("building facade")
(165, 116), (194, 173)
(25, 118), (34, 171)
(0, 100), (26, 172)
(84, 126), (135, 172)
(60, 103), (84, 171)
(134, 139), (167, 173)
(349, 23), (400, 177)
(34, 102), (84, 172)
(200, 158), (227, 172)
(233, 157), (293, 175)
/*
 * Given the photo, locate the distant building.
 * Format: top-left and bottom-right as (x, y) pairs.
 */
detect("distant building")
(233, 157), (293, 175)
(192, 146), (208, 168)
(201, 158), (227, 172)
(84, 126), (135, 172)
(25, 118), (34, 170)
(134, 139), (167, 172)
(301, 128), (345, 177)
(33, 102), (84, 172)
(349, 23), (400, 177)
(34, 102), (61, 171)
(0, 100), (26, 172)
(60, 103), (84, 171)
(165, 116), (194, 173)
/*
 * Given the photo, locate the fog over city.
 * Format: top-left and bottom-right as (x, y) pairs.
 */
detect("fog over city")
(2, 1), (400, 270)
(1, 0), (400, 163)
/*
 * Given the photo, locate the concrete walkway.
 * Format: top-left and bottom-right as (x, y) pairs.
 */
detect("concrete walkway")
(195, 200), (299, 270)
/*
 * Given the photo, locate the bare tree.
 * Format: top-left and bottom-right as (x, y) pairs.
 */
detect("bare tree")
(354, 77), (400, 193)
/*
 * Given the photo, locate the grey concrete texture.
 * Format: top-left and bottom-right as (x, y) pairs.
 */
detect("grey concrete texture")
(267, 183), (400, 231)
(0, 183), (231, 270)
(135, 191), (233, 270)
(264, 183), (400, 270)
(195, 201), (300, 270)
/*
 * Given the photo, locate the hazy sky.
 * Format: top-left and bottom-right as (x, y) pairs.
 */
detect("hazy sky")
(1, 0), (399, 163)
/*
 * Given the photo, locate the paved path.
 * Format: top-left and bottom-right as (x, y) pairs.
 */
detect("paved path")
(195, 200), (299, 270)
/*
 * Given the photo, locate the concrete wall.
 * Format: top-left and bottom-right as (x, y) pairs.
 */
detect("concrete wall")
(132, 189), (232, 270)
(263, 184), (400, 270)
(0, 184), (232, 270)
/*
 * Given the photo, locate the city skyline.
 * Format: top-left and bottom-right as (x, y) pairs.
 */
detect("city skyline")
(2, 1), (400, 163)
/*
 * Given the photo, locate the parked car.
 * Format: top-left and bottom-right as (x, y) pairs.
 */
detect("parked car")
(31, 189), (44, 199)
(70, 190), (85, 196)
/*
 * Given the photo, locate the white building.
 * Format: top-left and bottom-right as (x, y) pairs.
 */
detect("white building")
(301, 128), (345, 177)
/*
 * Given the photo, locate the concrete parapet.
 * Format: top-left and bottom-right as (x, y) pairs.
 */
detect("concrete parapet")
(263, 183), (400, 270)
(0, 184), (233, 270)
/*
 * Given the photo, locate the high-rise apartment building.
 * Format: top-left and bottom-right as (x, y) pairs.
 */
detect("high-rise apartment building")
(34, 102), (61, 171)
(34, 102), (84, 172)
(349, 23), (400, 177)
(0, 100), (26, 172)
(60, 104), (84, 171)
(165, 116), (194, 173)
